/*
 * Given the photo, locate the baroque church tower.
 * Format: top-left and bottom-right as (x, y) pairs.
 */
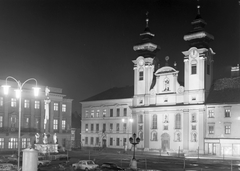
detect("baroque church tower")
(182, 5), (215, 104)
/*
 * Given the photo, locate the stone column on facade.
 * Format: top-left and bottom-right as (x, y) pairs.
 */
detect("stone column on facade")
(30, 99), (35, 129)
(4, 96), (9, 149)
(198, 108), (205, 154)
(183, 109), (189, 153)
(40, 100), (45, 134)
(143, 111), (149, 151)
(59, 102), (63, 134)
(49, 102), (54, 134)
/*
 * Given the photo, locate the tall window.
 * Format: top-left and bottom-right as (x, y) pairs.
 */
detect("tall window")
(85, 137), (88, 145)
(24, 100), (30, 108)
(103, 124), (106, 133)
(22, 138), (30, 148)
(152, 115), (157, 129)
(123, 123), (127, 132)
(209, 126), (214, 134)
(62, 120), (66, 130)
(225, 109), (231, 117)
(0, 116), (3, 128)
(62, 104), (66, 112)
(35, 101), (40, 109)
(96, 110), (99, 118)
(110, 123), (113, 132)
(10, 116), (17, 128)
(8, 138), (18, 149)
(90, 137), (94, 145)
(103, 109), (106, 118)
(208, 109), (214, 118)
(25, 117), (29, 128)
(123, 108), (127, 116)
(139, 115), (143, 123)
(91, 110), (94, 118)
(110, 109), (113, 117)
(151, 131), (157, 141)
(139, 71), (144, 81)
(0, 138), (4, 149)
(0, 97), (3, 106)
(110, 138), (113, 146)
(96, 124), (99, 132)
(85, 124), (88, 132)
(96, 137), (99, 145)
(53, 119), (58, 130)
(116, 123), (119, 132)
(225, 125), (231, 134)
(11, 98), (17, 107)
(54, 103), (58, 111)
(91, 124), (94, 132)
(175, 114), (181, 129)
(85, 110), (89, 118)
(116, 138), (120, 146)
(191, 62), (197, 74)
(117, 108), (120, 117)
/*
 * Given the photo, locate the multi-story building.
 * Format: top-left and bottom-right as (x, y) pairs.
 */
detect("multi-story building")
(0, 79), (72, 151)
(80, 6), (240, 156)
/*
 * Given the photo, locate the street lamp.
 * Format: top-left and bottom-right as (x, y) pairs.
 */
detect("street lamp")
(129, 133), (140, 170)
(2, 76), (40, 171)
(121, 118), (133, 151)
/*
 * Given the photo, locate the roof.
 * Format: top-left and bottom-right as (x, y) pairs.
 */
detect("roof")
(207, 77), (240, 104)
(81, 86), (134, 102)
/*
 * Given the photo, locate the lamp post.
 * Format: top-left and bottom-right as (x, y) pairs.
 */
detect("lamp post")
(121, 118), (133, 151)
(129, 133), (140, 170)
(2, 76), (40, 171)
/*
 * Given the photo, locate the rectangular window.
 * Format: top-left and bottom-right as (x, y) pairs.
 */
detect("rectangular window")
(96, 110), (99, 118)
(208, 109), (215, 118)
(53, 119), (58, 130)
(123, 123), (127, 132)
(54, 103), (58, 111)
(116, 123), (119, 132)
(110, 109), (113, 117)
(123, 138), (127, 144)
(11, 98), (17, 107)
(0, 116), (3, 128)
(85, 124), (88, 132)
(209, 126), (214, 134)
(62, 120), (66, 130)
(91, 110), (94, 118)
(191, 64), (197, 74)
(192, 125), (196, 130)
(103, 109), (106, 118)
(85, 110), (89, 118)
(22, 138), (30, 148)
(116, 138), (120, 146)
(0, 97), (3, 106)
(110, 138), (113, 146)
(117, 108), (120, 117)
(163, 125), (168, 130)
(25, 117), (29, 128)
(96, 124), (99, 132)
(62, 104), (66, 112)
(0, 138), (4, 149)
(35, 101), (40, 109)
(85, 137), (88, 145)
(90, 137), (94, 145)
(24, 100), (30, 108)
(225, 125), (231, 134)
(96, 137), (99, 145)
(139, 71), (144, 81)
(103, 124), (106, 133)
(8, 138), (18, 149)
(110, 123), (113, 132)
(225, 109), (231, 117)
(123, 108), (127, 117)
(91, 124), (94, 132)
(35, 118), (40, 130)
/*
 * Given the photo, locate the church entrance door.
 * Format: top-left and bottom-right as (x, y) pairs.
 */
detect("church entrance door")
(161, 133), (170, 152)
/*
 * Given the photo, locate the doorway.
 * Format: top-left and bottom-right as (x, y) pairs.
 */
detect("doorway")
(161, 133), (170, 152)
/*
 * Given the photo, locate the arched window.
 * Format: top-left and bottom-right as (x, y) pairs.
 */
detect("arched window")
(152, 114), (157, 129)
(151, 131), (157, 141)
(191, 60), (197, 75)
(175, 113), (181, 129)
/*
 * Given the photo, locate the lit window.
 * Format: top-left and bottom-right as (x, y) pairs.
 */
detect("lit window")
(85, 110), (89, 118)
(62, 104), (66, 112)
(96, 110), (99, 117)
(123, 108), (127, 116)
(110, 109), (113, 117)
(209, 126), (214, 134)
(62, 120), (66, 130)
(0, 97), (3, 106)
(91, 110), (94, 118)
(53, 119), (58, 130)
(21, 138), (30, 149)
(11, 98), (17, 107)
(225, 125), (231, 134)
(103, 109), (106, 118)
(24, 100), (30, 108)
(54, 103), (58, 111)
(175, 114), (181, 129)
(0, 116), (2, 128)
(208, 109), (214, 118)
(0, 138), (4, 149)
(8, 138), (18, 149)
(225, 109), (231, 117)
(117, 108), (120, 117)
(85, 124), (88, 132)
(35, 101), (40, 109)
(139, 71), (144, 81)
(152, 115), (157, 129)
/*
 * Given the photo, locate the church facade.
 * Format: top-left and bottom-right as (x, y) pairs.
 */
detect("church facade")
(80, 7), (240, 156)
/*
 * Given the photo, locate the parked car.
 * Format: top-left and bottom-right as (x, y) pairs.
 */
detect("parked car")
(0, 156), (9, 163)
(98, 162), (125, 171)
(72, 160), (99, 171)
(38, 158), (51, 166)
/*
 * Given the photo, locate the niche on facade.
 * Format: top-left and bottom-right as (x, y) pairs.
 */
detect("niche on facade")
(163, 77), (170, 92)
(174, 131), (181, 142)
(163, 114), (169, 123)
(191, 132), (197, 142)
(138, 131), (143, 140)
(151, 131), (158, 141)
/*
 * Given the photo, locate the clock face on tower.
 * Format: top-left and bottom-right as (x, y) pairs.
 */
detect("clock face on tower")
(139, 59), (144, 66)
(190, 49), (199, 58)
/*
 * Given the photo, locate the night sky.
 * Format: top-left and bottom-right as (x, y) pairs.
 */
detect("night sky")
(0, 0), (239, 112)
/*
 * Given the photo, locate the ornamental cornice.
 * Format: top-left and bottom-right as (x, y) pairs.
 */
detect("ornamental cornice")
(133, 43), (158, 52)
(183, 31), (214, 41)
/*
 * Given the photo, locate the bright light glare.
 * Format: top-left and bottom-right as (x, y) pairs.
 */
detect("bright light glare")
(2, 85), (10, 95)
(33, 87), (40, 97)
(129, 118), (133, 122)
(14, 89), (22, 99)
(122, 119), (125, 122)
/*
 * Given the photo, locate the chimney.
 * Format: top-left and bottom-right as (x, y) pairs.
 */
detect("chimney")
(231, 64), (239, 78)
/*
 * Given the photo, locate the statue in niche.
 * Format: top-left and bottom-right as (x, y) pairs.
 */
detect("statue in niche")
(35, 133), (40, 143)
(193, 133), (197, 142)
(177, 133), (181, 142)
(164, 115), (168, 123)
(163, 78), (170, 92)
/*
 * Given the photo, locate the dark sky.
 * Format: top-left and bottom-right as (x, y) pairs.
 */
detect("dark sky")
(0, 0), (239, 112)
